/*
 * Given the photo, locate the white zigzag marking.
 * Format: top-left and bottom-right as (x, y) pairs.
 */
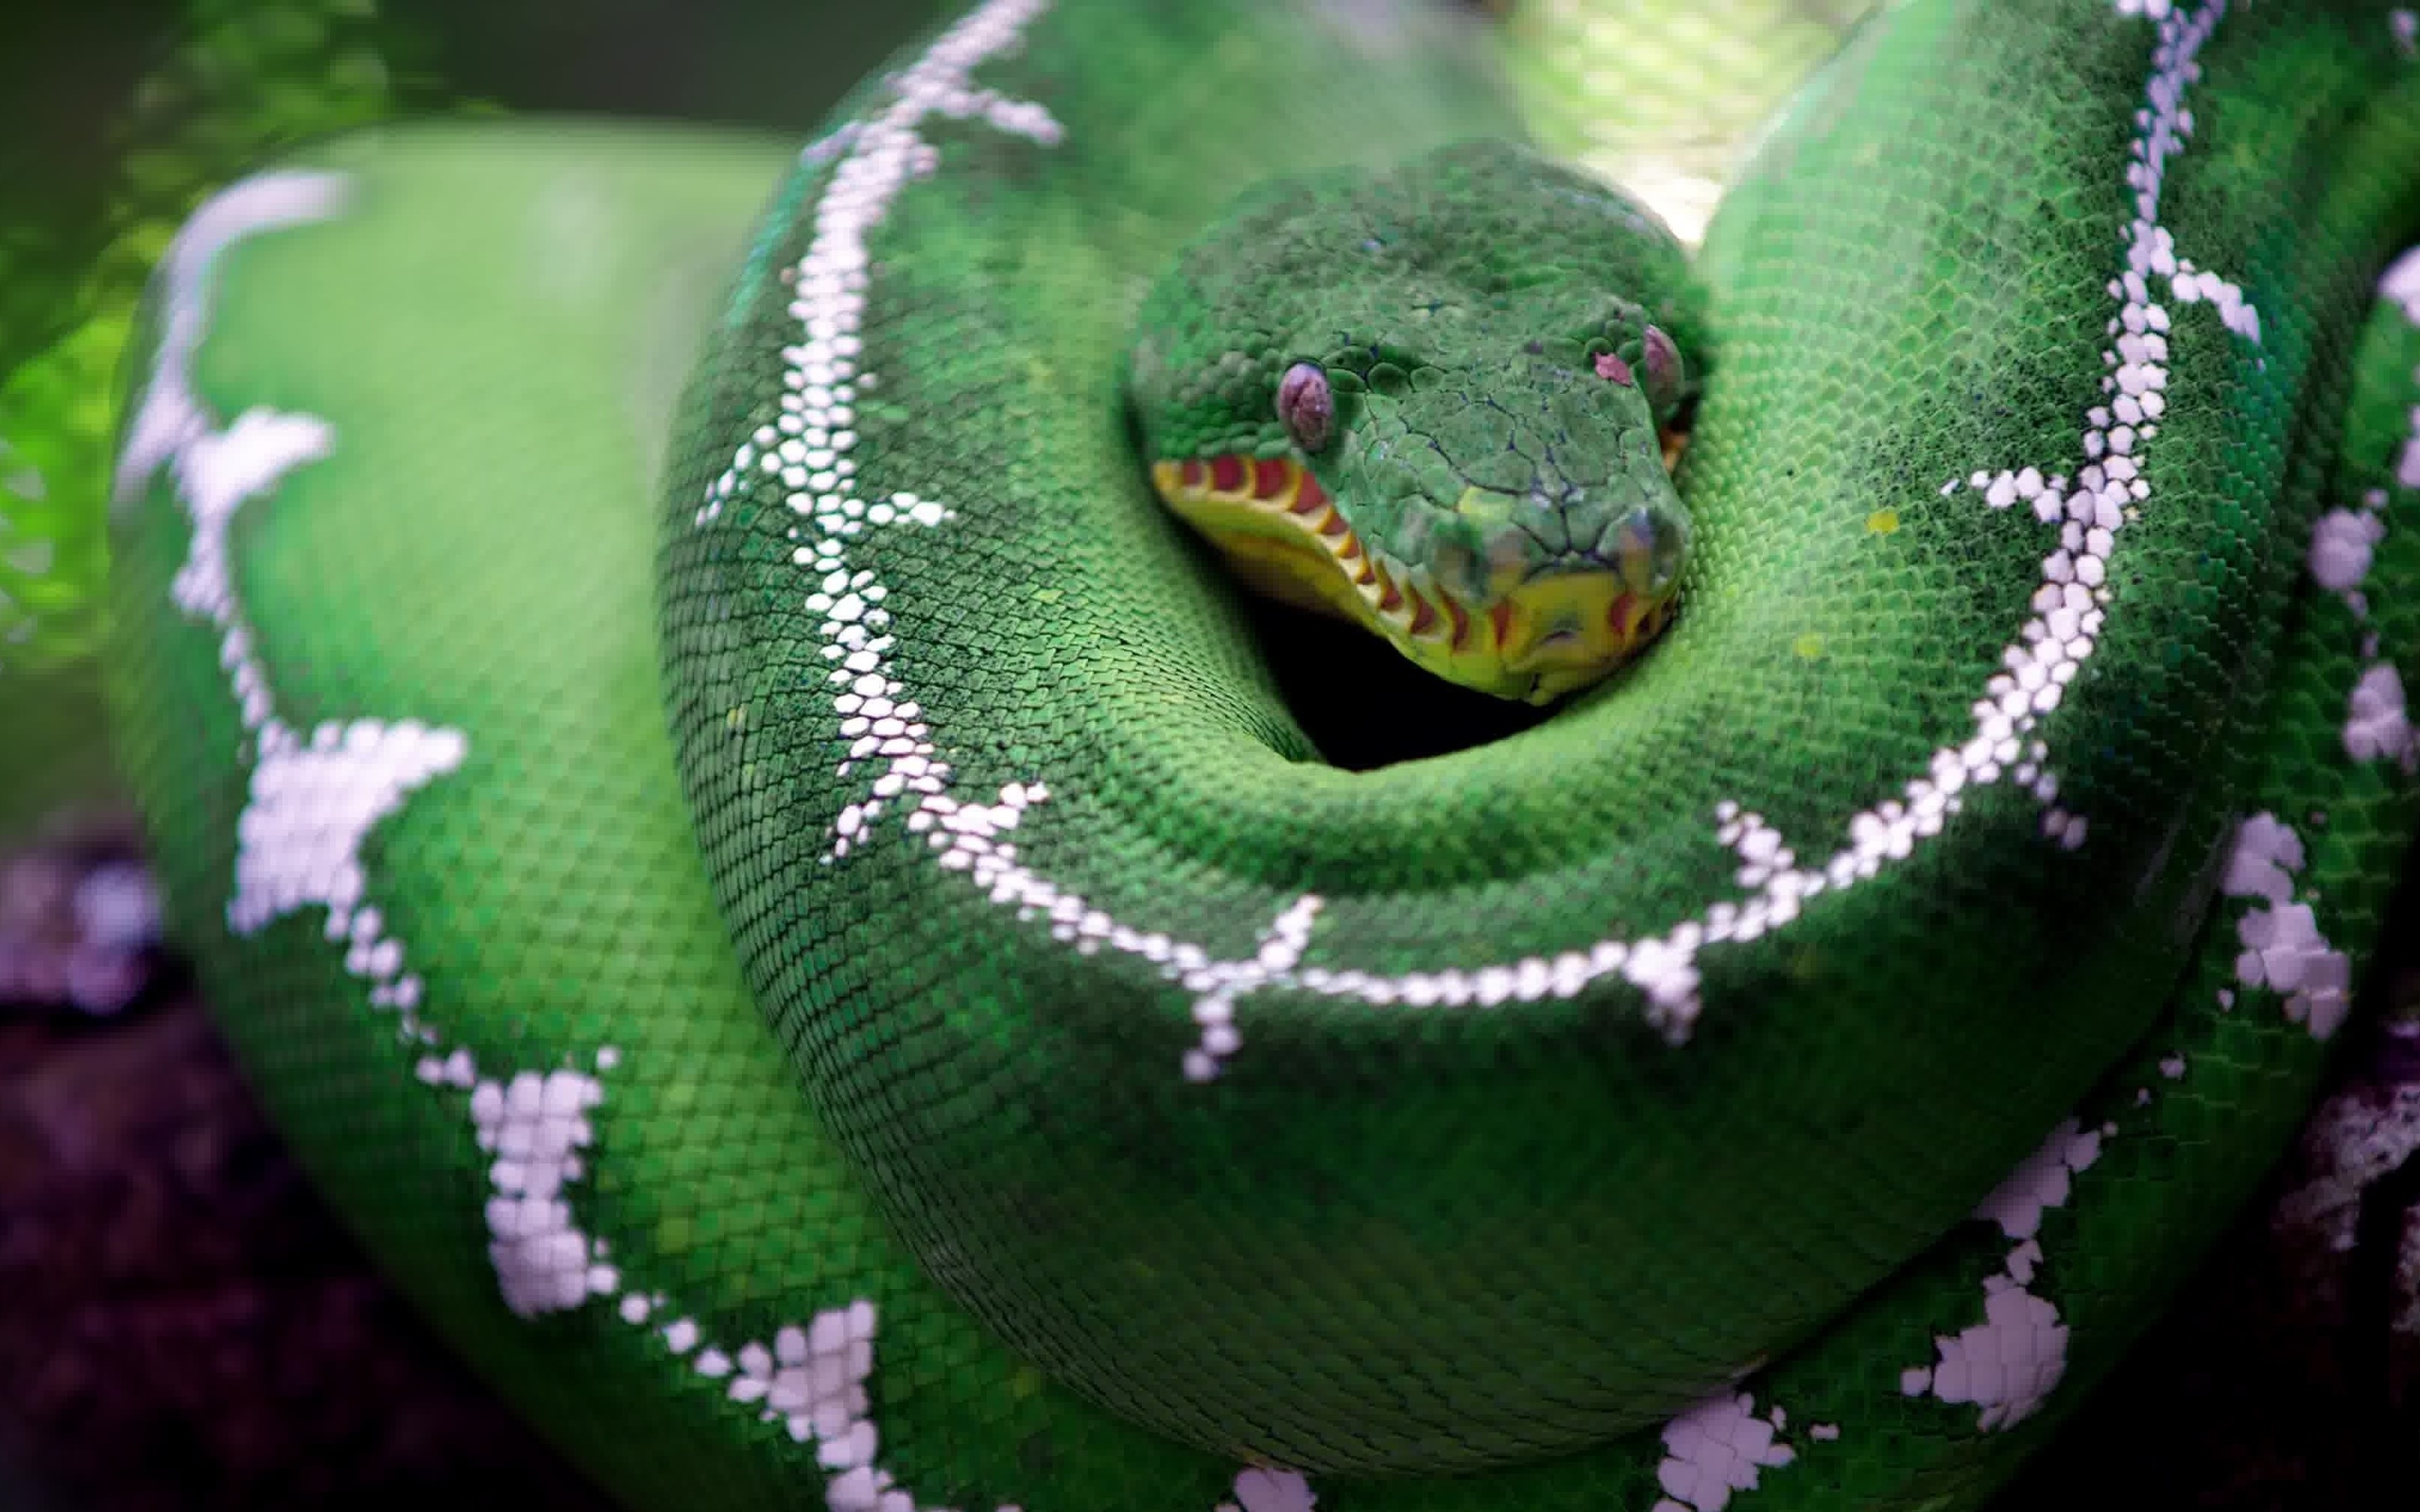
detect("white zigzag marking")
(690, 3), (1063, 1503)
(2221, 813), (2355, 1041)
(2314, 250), (2420, 772)
(117, 170), (631, 1321)
(763, 0), (2266, 1076)
(1649, 1390), (1832, 1512)
(1900, 1116), (2103, 1431)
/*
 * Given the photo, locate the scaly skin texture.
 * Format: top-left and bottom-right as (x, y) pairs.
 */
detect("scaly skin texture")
(69, 0), (2420, 1509)
(655, 0), (2420, 1479)
(1129, 141), (1699, 702)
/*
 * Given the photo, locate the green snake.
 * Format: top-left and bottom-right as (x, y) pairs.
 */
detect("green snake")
(17, 0), (2420, 1505)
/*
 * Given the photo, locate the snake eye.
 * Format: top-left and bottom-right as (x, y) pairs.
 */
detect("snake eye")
(1639, 325), (1685, 421)
(1276, 362), (1333, 453)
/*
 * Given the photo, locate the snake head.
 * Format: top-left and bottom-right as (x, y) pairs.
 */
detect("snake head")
(1129, 140), (1701, 705)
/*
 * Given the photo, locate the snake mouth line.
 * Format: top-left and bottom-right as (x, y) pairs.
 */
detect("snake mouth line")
(1150, 454), (1670, 703)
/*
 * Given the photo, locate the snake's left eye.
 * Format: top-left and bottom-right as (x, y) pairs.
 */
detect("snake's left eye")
(1277, 362), (1333, 453)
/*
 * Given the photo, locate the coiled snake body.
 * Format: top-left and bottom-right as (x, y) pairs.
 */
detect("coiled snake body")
(79, 0), (2420, 1506)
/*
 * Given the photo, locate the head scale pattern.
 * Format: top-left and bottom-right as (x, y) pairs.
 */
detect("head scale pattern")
(1130, 140), (1703, 704)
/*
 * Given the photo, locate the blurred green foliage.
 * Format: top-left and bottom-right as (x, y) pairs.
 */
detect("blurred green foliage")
(0, 0), (939, 841)
(0, 0), (944, 677)
(2, 0), (446, 674)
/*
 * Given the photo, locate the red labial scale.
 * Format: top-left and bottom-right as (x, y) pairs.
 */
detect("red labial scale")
(1443, 593), (1471, 649)
(1608, 591), (1637, 636)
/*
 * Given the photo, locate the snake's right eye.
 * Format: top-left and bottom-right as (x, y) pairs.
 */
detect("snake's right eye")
(1639, 325), (1685, 421)
(1276, 362), (1334, 453)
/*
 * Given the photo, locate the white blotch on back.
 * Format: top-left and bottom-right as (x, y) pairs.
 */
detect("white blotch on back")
(2344, 664), (2413, 766)
(1649, 1391), (1800, 1512)
(1901, 1116), (2103, 1431)
(2221, 813), (2353, 1040)
(231, 719), (467, 937)
(1971, 1116), (2104, 1242)
(2309, 507), (2386, 594)
(2310, 335), (2413, 769)
(115, 171), (353, 517)
(474, 1067), (619, 1315)
(1904, 1260), (2067, 1432)
(2385, 248), (2420, 324)
(1214, 1467), (1315, 1512)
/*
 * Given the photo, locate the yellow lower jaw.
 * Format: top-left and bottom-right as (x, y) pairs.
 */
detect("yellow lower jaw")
(1150, 455), (1672, 705)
